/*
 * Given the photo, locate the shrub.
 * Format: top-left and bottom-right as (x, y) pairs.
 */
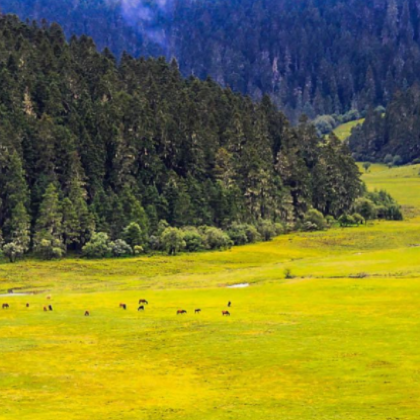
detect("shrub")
(160, 227), (186, 255)
(123, 222), (144, 247)
(257, 220), (278, 241)
(325, 215), (336, 227)
(36, 238), (65, 259)
(3, 242), (25, 263)
(353, 198), (377, 221)
(227, 223), (249, 246)
(133, 245), (144, 255)
(148, 235), (160, 251)
(201, 226), (232, 250)
(303, 209), (327, 231)
(82, 232), (112, 258)
(111, 239), (133, 257)
(183, 228), (205, 252)
(352, 213), (365, 225)
(338, 214), (356, 227)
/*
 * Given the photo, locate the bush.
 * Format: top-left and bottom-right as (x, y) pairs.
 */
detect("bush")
(325, 215), (336, 227)
(257, 220), (278, 241)
(3, 242), (25, 263)
(303, 209), (327, 231)
(82, 232), (112, 258)
(352, 213), (365, 225)
(160, 227), (186, 255)
(111, 239), (133, 257)
(201, 226), (232, 250)
(314, 115), (337, 135)
(133, 245), (144, 255)
(36, 238), (65, 259)
(227, 223), (248, 245)
(148, 235), (160, 251)
(183, 228), (205, 252)
(123, 222), (144, 247)
(353, 198), (377, 221)
(338, 214), (356, 227)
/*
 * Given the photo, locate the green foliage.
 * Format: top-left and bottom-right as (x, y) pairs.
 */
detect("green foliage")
(352, 213), (365, 225)
(33, 184), (64, 259)
(303, 209), (327, 231)
(182, 228), (205, 252)
(111, 239), (133, 257)
(3, 242), (24, 263)
(0, 16), (365, 260)
(2, 0), (419, 121)
(338, 214), (356, 227)
(353, 198), (377, 221)
(123, 223), (144, 248)
(82, 232), (112, 259)
(200, 226), (232, 250)
(256, 220), (279, 242)
(160, 227), (186, 255)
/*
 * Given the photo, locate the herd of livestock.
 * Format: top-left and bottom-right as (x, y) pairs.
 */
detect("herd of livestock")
(1, 298), (232, 317)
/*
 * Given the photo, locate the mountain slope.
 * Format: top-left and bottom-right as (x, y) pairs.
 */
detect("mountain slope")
(0, 15), (362, 258)
(2, 0), (420, 120)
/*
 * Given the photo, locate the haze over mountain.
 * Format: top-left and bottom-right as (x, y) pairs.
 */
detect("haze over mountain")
(2, 0), (420, 121)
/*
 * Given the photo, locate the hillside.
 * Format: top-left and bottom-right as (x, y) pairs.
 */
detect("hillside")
(349, 86), (420, 163)
(2, 0), (420, 120)
(0, 15), (362, 259)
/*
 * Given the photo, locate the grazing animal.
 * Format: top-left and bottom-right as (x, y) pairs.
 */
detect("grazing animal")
(177, 309), (187, 315)
(195, 309), (201, 314)
(2, 303), (9, 309)
(139, 299), (148, 305)
(48, 305), (53, 311)
(138, 305), (144, 311)
(119, 303), (127, 310)
(227, 301), (231, 307)
(47, 296), (51, 300)
(43, 306), (48, 312)
(26, 303), (30, 308)
(222, 311), (231, 316)
(84, 311), (90, 316)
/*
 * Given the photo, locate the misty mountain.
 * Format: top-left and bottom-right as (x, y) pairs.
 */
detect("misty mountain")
(1, 0), (420, 120)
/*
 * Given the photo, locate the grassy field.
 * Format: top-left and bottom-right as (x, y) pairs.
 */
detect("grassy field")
(333, 118), (365, 140)
(2, 165), (420, 419)
(360, 163), (420, 213)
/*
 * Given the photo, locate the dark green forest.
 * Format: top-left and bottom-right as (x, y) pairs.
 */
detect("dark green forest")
(349, 86), (420, 164)
(2, 0), (420, 120)
(0, 15), (364, 260)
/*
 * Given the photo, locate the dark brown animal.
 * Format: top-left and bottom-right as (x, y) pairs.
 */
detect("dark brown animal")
(84, 311), (90, 316)
(48, 305), (53, 311)
(139, 299), (148, 305)
(177, 309), (187, 315)
(2, 303), (9, 309)
(138, 305), (144, 311)
(119, 303), (127, 310)
(222, 311), (230, 316)
(195, 309), (201, 314)
(227, 301), (231, 307)
(26, 303), (30, 308)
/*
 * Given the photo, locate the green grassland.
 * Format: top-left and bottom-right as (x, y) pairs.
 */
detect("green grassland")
(333, 118), (365, 140)
(2, 164), (420, 419)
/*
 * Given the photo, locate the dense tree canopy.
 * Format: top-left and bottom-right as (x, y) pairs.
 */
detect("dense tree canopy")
(349, 86), (420, 164)
(2, 0), (420, 120)
(0, 15), (362, 259)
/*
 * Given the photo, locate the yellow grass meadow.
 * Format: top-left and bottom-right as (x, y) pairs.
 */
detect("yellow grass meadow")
(1, 164), (420, 419)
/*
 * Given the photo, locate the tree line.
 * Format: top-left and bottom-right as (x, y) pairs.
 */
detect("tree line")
(0, 15), (364, 261)
(349, 85), (420, 164)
